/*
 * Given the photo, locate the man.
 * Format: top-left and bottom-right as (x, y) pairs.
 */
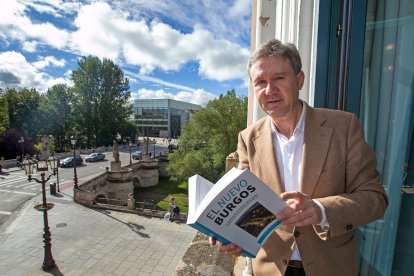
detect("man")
(210, 39), (388, 275)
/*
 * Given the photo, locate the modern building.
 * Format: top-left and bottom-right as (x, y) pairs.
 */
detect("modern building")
(133, 99), (201, 138)
(250, 0), (413, 275)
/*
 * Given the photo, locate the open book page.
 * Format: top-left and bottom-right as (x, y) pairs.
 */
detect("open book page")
(187, 168), (287, 258)
(187, 175), (214, 223)
(191, 168), (246, 220)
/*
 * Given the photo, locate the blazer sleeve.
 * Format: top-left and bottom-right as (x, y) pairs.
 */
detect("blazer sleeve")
(316, 114), (388, 239)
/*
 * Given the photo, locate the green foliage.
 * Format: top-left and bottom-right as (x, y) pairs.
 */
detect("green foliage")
(71, 56), (134, 148)
(134, 177), (188, 213)
(39, 84), (74, 152)
(0, 129), (34, 159)
(167, 90), (247, 183)
(3, 88), (42, 139)
(0, 91), (9, 132)
(33, 138), (55, 154)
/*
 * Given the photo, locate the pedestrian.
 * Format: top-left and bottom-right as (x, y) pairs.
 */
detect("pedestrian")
(168, 197), (178, 222)
(209, 39), (388, 276)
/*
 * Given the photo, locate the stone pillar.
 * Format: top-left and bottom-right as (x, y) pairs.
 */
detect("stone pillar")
(127, 193), (135, 209)
(225, 152), (239, 172)
(111, 140), (121, 172)
(110, 161), (121, 172)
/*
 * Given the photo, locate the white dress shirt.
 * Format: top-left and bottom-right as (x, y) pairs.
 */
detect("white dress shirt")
(270, 104), (328, 261)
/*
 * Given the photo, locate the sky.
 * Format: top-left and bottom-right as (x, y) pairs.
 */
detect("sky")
(0, 0), (252, 107)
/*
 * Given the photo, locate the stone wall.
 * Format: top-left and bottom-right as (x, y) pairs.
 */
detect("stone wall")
(133, 159), (159, 188)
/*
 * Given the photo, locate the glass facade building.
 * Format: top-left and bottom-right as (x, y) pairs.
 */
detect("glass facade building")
(133, 99), (201, 138)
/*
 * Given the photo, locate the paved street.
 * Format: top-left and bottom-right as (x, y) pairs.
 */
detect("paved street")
(0, 139), (197, 275)
(0, 138), (174, 228)
(0, 188), (197, 275)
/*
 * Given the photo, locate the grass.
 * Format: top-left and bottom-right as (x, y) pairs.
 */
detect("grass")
(134, 177), (189, 213)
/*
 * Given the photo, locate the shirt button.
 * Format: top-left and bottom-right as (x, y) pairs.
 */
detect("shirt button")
(283, 259), (288, 265)
(294, 231), (300, 237)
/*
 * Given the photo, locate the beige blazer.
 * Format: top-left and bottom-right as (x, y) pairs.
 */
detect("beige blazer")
(237, 103), (388, 276)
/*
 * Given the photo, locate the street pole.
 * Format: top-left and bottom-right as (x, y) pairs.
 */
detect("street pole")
(39, 172), (56, 270)
(70, 136), (78, 190)
(18, 137), (24, 164)
(73, 144), (78, 189)
(129, 142), (132, 165)
(56, 161), (60, 192)
(22, 158), (57, 271)
(21, 137), (24, 160)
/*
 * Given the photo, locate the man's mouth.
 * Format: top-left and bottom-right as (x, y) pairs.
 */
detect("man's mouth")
(268, 98), (283, 104)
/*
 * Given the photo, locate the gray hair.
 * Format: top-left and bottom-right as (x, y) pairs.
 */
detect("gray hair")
(247, 39), (302, 75)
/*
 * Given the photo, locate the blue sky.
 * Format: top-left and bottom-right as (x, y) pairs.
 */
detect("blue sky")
(0, 0), (251, 106)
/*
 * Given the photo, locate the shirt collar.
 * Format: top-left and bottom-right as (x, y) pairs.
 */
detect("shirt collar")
(270, 102), (306, 136)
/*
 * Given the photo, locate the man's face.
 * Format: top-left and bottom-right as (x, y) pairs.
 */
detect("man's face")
(250, 55), (304, 121)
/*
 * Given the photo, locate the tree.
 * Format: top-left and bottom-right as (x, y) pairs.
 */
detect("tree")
(71, 56), (133, 147)
(2, 88), (41, 139)
(167, 90), (247, 183)
(0, 129), (34, 159)
(39, 84), (74, 152)
(0, 90), (9, 133)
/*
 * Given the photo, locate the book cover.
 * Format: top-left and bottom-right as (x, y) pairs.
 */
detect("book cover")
(187, 168), (287, 258)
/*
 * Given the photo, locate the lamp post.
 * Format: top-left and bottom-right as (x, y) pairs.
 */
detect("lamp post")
(21, 156), (58, 271)
(70, 136), (78, 190)
(18, 137), (24, 162)
(50, 154), (60, 192)
(129, 141), (132, 165)
(153, 139), (156, 157)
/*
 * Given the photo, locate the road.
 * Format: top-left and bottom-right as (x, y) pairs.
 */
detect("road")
(0, 141), (171, 228)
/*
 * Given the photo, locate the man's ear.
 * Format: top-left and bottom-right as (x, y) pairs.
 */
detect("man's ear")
(297, 71), (305, 89)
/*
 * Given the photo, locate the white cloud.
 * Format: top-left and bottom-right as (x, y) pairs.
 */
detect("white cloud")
(21, 41), (38, 52)
(20, 0), (82, 17)
(229, 0), (252, 18)
(134, 88), (216, 107)
(33, 56), (66, 69)
(0, 51), (69, 91)
(125, 70), (203, 93)
(70, 2), (122, 60)
(70, 2), (249, 81)
(0, 51), (46, 89)
(0, 1), (251, 95)
(0, 0), (70, 49)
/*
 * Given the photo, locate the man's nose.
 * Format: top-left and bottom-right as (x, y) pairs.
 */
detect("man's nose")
(265, 82), (277, 95)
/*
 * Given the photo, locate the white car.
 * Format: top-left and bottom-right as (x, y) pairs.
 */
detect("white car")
(132, 151), (143, 160)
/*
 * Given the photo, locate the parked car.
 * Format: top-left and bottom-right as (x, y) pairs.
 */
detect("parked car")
(132, 150), (143, 160)
(60, 156), (83, 168)
(85, 153), (105, 162)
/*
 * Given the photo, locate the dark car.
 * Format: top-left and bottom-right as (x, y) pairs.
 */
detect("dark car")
(85, 153), (105, 162)
(132, 150), (143, 160)
(60, 156), (83, 167)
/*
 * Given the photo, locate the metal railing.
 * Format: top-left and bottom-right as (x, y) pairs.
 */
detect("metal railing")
(94, 197), (162, 213)
(136, 199), (162, 212)
(95, 197), (127, 207)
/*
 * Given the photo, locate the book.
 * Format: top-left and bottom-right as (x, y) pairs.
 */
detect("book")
(187, 168), (287, 258)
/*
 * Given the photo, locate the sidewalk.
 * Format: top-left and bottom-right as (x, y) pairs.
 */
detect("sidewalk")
(0, 187), (197, 275)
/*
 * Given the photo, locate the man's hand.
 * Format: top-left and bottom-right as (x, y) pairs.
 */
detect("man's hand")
(277, 191), (322, 226)
(209, 237), (242, 256)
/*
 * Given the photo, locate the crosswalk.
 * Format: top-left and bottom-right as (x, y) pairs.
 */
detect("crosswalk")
(0, 172), (65, 193)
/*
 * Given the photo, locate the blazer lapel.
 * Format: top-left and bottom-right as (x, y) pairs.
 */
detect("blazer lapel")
(253, 117), (284, 195)
(301, 106), (333, 197)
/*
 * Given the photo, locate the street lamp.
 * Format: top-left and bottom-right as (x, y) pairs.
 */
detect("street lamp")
(21, 156), (58, 271)
(70, 136), (78, 190)
(18, 137), (24, 162)
(49, 154), (60, 192)
(153, 139), (156, 157)
(129, 141), (132, 165)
